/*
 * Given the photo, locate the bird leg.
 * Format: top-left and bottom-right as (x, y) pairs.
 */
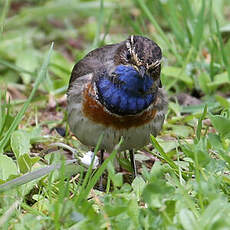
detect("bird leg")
(129, 149), (137, 179)
(99, 149), (105, 191)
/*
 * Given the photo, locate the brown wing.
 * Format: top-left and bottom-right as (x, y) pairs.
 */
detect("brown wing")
(68, 43), (120, 90)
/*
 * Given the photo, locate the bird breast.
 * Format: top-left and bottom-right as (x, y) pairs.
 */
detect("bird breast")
(82, 83), (158, 129)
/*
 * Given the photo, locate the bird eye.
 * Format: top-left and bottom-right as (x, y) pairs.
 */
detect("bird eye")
(126, 53), (131, 60)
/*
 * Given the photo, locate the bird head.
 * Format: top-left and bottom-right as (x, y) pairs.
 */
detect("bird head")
(115, 35), (162, 87)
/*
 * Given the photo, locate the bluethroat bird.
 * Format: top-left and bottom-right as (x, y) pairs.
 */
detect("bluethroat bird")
(67, 35), (167, 179)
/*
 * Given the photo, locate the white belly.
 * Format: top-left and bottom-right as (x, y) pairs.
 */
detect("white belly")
(67, 101), (165, 152)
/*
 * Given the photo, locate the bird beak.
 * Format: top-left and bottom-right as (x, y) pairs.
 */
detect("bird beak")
(138, 65), (146, 78)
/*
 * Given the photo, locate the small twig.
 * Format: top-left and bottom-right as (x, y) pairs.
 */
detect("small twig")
(0, 200), (21, 226)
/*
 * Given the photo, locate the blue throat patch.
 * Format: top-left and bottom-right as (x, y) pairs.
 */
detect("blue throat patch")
(96, 65), (156, 115)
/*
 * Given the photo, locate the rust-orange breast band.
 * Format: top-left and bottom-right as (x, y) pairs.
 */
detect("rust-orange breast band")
(82, 83), (157, 129)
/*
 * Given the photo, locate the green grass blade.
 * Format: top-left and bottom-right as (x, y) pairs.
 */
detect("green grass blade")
(135, 0), (183, 65)
(75, 138), (123, 205)
(0, 43), (54, 153)
(196, 105), (207, 142)
(0, 0), (10, 35)
(0, 59), (34, 75)
(216, 20), (230, 81)
(5, 1), (115, 29)
(192, 0), (205, 51)
(0, 92), (6, 137)
(79, 133), (104, 191)
(0, 200), (20, 226)
(150, 135), (178, 171)
(166, 0), (185, 48)
(0, 92), (3, 133)
(0, 159), (77, 192)
(92, 0), (104, 49)
(182, 0), (194, 20)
